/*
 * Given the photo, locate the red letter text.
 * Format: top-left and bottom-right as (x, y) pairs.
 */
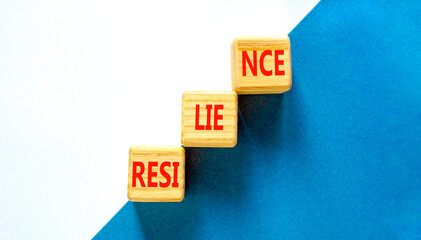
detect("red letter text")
(132, 162), (146, 187)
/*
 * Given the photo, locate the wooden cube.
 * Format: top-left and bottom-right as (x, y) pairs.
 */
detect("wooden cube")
(231, 36), (292, 94)
(181, 91), (238, 148)
(127, 146), (185, 202)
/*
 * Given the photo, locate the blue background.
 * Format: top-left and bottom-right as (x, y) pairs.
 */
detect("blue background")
(95, 0), (421, 239)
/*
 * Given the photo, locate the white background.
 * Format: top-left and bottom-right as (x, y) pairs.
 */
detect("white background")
(0, 0), (318, 239)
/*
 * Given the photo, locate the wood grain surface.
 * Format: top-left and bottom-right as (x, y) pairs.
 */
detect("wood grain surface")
(231, 36), (292, 94)
(181, 91), (238, 147)
(127, 146), (185, 202)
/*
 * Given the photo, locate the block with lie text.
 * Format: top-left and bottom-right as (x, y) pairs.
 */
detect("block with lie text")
(231, 36), (292, 94)
(128, 146), (185, 202)
(181, 91), (238, 148)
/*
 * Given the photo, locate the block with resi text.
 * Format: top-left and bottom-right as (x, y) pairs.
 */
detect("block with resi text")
(127, 146), (185, 202)
(231, 36), (292, 94)
(181, 91), (238, 148)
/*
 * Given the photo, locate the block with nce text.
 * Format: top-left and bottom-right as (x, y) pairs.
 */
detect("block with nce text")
(181, 91), (238, 148)
(127, 146), (185, 202)
(231, 36), (292, 94)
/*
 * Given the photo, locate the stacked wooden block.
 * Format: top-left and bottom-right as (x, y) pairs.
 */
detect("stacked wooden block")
(128, 36), (292, 202)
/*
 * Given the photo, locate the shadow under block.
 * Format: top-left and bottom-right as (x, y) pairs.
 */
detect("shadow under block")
(181, 91), (238, 148)
(127, 146), (185, 202)
(231, 36), (292, 94)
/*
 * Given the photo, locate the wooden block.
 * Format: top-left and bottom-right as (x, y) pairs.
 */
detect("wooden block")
(181, 91), (238, 148)
(127, 146), (185, 202)
(231, 36), (292, 94)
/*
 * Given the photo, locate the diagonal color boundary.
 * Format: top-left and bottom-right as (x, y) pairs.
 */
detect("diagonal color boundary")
(94, 0), (421, 239)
